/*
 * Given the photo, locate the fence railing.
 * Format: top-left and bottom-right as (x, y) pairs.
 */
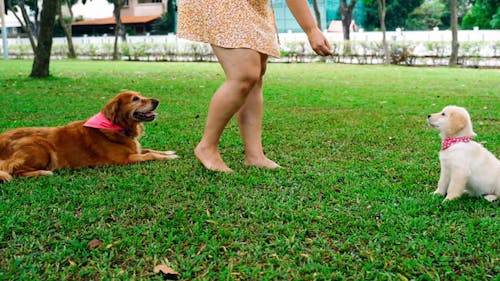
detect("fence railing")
(2, 30), (500, 67)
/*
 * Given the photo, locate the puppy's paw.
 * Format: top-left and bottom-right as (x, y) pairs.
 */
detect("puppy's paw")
(433, 189), (446, 196)
(444, 194), (461, 202)
(484, 195), (498, 202)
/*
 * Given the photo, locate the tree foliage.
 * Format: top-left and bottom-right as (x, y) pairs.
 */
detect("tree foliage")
(406, 0), (445, 30)
(362, 0), (424, 31)
(439, 0), (473, 29)
(461, 0), (500, 29)
(151, 0), (176, 34)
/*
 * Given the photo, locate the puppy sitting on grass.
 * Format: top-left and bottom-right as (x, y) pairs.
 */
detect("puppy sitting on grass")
(427, 105), (499, 202)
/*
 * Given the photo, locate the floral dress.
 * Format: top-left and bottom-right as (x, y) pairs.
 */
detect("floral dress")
(177, 0), (280, 57)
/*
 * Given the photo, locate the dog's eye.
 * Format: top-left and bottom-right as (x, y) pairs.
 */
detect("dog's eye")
(441, 112), (446, 116)
(132, 96), (140, 102)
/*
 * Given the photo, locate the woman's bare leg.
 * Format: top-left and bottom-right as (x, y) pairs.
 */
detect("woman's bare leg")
(237, 55), (280, 169)
(195, 46), (262, 172)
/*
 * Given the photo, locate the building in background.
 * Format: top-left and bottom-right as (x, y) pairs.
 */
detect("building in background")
(121, 0), (166, 17)
(70, 0), (366, 36)
(72, 0), (166, 36)
(3, 9), (33, 37)
(273, 0), (365, 33)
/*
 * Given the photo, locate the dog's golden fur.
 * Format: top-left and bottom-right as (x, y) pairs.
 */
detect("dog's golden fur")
(428, 105), (500, 202)
(0, 91), (177, 182)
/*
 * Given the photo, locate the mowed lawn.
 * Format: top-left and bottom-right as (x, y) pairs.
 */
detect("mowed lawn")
(0, 60), (499, 280)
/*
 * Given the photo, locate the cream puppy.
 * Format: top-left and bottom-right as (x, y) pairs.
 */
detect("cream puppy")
(427, 105), (500, 202)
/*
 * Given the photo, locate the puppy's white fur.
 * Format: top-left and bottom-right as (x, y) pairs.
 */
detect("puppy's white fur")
(428, 105), (500, 202)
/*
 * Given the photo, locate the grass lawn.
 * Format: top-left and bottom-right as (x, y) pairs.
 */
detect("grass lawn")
(0, 60), (499, 280)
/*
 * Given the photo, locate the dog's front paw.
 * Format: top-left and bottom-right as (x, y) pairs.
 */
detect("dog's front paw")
(158, 152), (178, 160)
(167, 153), (179, 160)
(433, 189), (446, 196)
(444, 194), (461, 202)
(0, 171), (13, 182)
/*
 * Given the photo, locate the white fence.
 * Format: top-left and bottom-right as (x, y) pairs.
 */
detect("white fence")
(2, 29), (500, 66)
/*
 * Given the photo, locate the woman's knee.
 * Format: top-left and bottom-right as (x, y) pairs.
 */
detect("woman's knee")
(229, 71), (261, 94)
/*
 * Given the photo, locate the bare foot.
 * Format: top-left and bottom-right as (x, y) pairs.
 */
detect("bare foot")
(244, 156), (281, 169)
(194, 144), (233, 173)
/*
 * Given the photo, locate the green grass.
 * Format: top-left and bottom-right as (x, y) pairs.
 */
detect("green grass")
(0, 60), (499, 280)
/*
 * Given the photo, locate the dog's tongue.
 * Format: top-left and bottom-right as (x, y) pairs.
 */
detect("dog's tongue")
(145, 112), (156, 117)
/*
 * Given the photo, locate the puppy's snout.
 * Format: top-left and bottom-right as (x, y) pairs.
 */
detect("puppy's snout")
(152, 99), (159, 108)
(427, 114), (431, 119)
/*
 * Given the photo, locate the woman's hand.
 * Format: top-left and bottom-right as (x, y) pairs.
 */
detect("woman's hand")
(306, 27), (333, 56)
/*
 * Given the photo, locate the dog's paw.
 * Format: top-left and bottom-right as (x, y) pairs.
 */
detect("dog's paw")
(156, 153), (178, 160)
(433, 189), (446, 196)
(484, 195), (498, 202)
(444, 194), (461, 202)
(0, 171), (13, 182)
(167, 153), (179, 160)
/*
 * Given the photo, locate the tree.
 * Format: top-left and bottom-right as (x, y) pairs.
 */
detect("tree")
(108, 0), (125, 60)
(439, 0), (472, 29)
(362, 0), (424, 31)
(151, 0), (176, 34)
(58, 0), (78, 58)
(31, 0), (58, 78)
(406, 0), (445, 30)
(449, 0), (459, 66)
(340, 0), (357, 40)
(461, 0), (500, 29)
(377, 0), (390, 64)
(311, 0), (321, 30)
(6, 0), (38, 52)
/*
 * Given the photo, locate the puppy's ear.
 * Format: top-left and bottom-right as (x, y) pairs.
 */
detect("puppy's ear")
(445, 111), (467, 136)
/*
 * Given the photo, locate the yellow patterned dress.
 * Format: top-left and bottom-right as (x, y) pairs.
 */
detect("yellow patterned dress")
(177, 0), (280, 58)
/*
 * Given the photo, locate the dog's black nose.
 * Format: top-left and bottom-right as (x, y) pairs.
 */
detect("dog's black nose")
(152, 99), (159, 107)
(427, 115), (431, 118)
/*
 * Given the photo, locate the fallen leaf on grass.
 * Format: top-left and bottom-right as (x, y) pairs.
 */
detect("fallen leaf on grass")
(88, 239), (103, 249)
(153, 265), (180, 280)
(196, 243), (206, 255)
(105, 240), (120, 249)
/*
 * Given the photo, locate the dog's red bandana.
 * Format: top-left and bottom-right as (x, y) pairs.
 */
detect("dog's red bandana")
(441, 136), (473, 150)
(84, 112), (124, 131)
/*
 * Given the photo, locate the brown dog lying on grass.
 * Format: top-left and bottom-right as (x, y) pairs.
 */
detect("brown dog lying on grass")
(0, 91), (177, 182)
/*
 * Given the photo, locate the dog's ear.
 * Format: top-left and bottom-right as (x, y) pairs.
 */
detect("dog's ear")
(445, 111), (468, 136)
(102, 98), (121, 124)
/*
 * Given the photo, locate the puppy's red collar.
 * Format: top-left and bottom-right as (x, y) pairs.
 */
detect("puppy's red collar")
(441, 136), (473, 150)
(84, 112), (125, 131)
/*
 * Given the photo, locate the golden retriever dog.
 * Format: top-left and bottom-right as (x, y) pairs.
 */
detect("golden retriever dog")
(427, 105), (500, 202)
(0, 91), (177, 182)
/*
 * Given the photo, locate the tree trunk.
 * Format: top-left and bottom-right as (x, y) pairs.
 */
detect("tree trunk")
(58, 1), (76, 58)
(31, 0), (59, 78)
(312, 0), (321, 30)
(340, 0), (356, 41)
(112, 0), (124, 60)
(378, 0), (389, 64)
(449, 0), (459, 66)
(17, 0), (37, 52)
